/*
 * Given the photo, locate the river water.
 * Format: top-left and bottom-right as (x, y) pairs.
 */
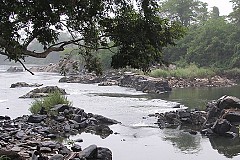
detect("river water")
(0, 65), (240, 160)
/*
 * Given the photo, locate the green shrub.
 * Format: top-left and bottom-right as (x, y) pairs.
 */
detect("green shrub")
(149, 64), (215, 79)
(29, 91), (72, 114)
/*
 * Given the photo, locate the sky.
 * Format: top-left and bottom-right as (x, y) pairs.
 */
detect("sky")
(201, 0), (233, 15)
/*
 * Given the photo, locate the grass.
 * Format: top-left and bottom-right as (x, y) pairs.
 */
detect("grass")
(149, 64), (215, 79)
(0, 156), (10, 160)
(29, 91), (72, 114)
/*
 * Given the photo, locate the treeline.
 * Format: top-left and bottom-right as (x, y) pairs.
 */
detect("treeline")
(162, 0), (240, 69)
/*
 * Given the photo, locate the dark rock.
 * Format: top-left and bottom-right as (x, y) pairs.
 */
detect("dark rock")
(212, 119), (232, 135)
(222, 110), (240, 123)
(217, 95), (240, 110)
(53, 104), (70, 112)
(10, 82), (43, 88)
(93, 114), (119, 125)
(85, 125), (113, 138)
(55, 116), (65, 122)
(97, 147), (112, 160)
(20, 86), (67, 98)
(49, 154), (64, 160)
(71, 144), (82, 152)
(27, 115), (47, 123)
(75, 138), (83, 143)
(58, 146), (71, 155)
(78, 145), (98, 159)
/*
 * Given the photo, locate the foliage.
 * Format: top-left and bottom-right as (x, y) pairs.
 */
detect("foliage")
(163, 15), (240, 69)
(0, 0), (185, 73)
(229, 0), (240, 25)
(0, 156), (10, 160)
(160, 0), (209, 26)
(149, 64), (215, 79)
(222, 68), (240, 78)
(29, 91), (72, 114)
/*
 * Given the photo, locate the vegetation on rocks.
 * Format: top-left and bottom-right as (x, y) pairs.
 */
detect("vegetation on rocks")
(29, 91), (72, 114)
(149, 64), (215, 79)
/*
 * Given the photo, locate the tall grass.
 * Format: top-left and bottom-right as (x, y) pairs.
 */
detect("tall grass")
(29, 91), (72, 114)
(149, 64), (215, 79)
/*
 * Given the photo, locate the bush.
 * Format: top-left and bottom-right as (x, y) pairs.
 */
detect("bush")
(149, 64), (215, 79)
(29, 91), (72, 114)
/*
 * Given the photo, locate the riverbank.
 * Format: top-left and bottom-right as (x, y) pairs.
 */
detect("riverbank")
(0, 70), (240, 159)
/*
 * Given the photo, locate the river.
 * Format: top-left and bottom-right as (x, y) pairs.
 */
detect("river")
(0, 65), (240, 160)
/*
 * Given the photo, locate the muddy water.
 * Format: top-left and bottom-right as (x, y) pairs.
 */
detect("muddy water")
(0, 66), (239, 160)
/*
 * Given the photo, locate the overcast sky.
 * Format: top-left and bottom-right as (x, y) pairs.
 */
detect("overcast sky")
(201, 0), (233, 15)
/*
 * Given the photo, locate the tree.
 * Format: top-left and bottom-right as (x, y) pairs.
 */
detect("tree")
(229, 0), (240, 25)
(161, 0), (209, 26)
(0, 0), (184, 74)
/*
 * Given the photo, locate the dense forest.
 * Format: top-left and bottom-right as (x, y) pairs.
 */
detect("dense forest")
(162, 0), (240, 70)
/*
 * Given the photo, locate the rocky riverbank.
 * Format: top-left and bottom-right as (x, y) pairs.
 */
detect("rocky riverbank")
(154, 95), (240, 139)
(0, 104), (118, 159)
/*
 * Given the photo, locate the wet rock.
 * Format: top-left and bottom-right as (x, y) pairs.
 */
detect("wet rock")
(52, 104), (70, 112)
(78, 145), (97, 159)
(93, 114), (119, 125)
(75, 138), (83, 143)
(96, 147), (112, 160)
(85, 125), (113, 138)
(217, 95), (240, 110)
(212, 119), (232, 136)
(222, 109), (240, 123)
(10, 82), (43, 88)
(119, 74), (172, 94)
(71, 144), (82, 152)
(27, 115), (47, 123)
(19, 86), (67, 98)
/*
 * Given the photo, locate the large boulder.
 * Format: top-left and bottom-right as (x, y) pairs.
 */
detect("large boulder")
(19, 86), (67, 98)
(119, 73), (172, 94)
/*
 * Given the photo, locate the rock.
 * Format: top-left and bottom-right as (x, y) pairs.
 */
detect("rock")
(85, 125), (113, 138)
(52, 104), (70, 112)
(27, 115), (47, 123)
(49, 154), (64, 160)
(7, 66), (23, 72)
(119, 74), (172, 94)
(78, 145), (98, 159)
(15, 131), (26, 139)
(75, 138), (83, 143)
(71, 144), (82, 152)
(222, 109), (240, 123)
(217, 95), (240, 110)
(40, 147), (52, 153)
(97, 147), (112, 160)
(10, 82), (43, 88)
(0, 150), (24, 159)
(93, 114), (119, 125)
(11, 146), (21, 152)
(19, 86), (67, 98)
(212, 119), (232, 136)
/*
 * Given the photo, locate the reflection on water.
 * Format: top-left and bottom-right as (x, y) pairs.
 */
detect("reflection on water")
(209, 136), (240, 158)
(155, 86), (240, 109)
(163, 127), (201, 154)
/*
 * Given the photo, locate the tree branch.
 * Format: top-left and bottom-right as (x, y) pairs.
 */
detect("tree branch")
(17, 59), (35, 75)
